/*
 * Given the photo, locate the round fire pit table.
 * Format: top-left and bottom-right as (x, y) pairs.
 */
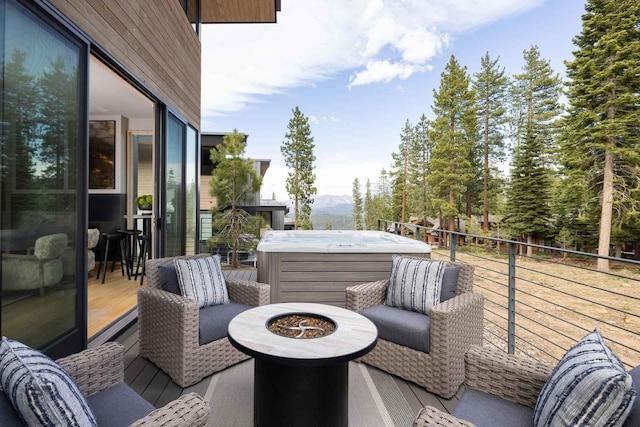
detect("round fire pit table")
(228, 302), (378, 427)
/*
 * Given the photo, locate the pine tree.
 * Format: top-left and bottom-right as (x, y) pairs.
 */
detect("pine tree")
(281, 106), (317, 230)
(38, 56), (77, 189)
(3, 50), (38, 192)
(407, 115), (434, 231)
(428, 55), (477, 238)
(209, 130), (262, 268)
(374, 169), (393, 226)
(352, 178), (364, 230)
(562, 0), (640, 271)
(512, 46), (563, 166)
(505, 46), (562, 254)
(390, 120), (413, 234)
(473, 52), (509, 232)
(364, 179), (376, 230)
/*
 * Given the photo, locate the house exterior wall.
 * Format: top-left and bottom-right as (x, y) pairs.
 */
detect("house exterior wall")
(49, 0), (201, 128)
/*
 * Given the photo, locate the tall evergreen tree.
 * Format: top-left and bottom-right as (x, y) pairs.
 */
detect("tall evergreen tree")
(209, 130), (262, 268)
(281, 106), (317, 230)
(374, 168), (393, 226)
(3, 50), (38, 192)
(428, 55), (476, 237)
(364, 179), (376, 230)
(39, 57), (77, 189)
(562, 0), (640, 271)
(505, 46), (562, 254)
(352, 178), (364, 230)
(473, 52), (509, 231)
(390, 120), (413, 233)
(407, 115), (434, 230)
(512, 46), (563, 166)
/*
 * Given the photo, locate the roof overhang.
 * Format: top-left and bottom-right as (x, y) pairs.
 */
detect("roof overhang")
(201, 0), (280, 24)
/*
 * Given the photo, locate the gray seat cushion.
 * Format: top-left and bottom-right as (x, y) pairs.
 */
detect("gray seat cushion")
(360, 304), (430, 352)
(199, 301), (252, 345)
(87, 382), (154, 426)
(453, 388), (534, 427)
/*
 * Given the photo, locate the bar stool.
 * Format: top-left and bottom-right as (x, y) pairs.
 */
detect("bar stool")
(96, 232), (127, 284)
(135, 233), (151, 286)
(117, 229), (141, 280)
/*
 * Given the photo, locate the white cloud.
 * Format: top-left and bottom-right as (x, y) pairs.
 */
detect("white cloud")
(201, 0), (544, 115)
(348, 60), (430, 88)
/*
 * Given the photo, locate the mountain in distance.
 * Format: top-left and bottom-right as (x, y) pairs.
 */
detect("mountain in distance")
(283, 195), (354, 229)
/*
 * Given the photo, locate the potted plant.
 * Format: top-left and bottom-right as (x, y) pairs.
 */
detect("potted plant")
(136, 194), (153, 212)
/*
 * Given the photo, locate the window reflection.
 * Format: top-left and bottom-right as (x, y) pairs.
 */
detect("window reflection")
(1, 0), (80, 348)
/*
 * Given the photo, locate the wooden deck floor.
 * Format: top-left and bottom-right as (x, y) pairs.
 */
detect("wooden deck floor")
(114, 269), (463, 425)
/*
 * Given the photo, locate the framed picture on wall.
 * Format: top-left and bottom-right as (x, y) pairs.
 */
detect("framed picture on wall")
(89, 120), (116, 189)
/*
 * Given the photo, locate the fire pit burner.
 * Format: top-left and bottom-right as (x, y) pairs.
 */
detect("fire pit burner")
(268, 313), (336, 339)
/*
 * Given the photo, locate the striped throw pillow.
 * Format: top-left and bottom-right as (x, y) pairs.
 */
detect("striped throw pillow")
(533, 329), (636, 427)
(385, 256), (447, 315)
(0, 338), (97, 427)
(174, 255), (229, 308)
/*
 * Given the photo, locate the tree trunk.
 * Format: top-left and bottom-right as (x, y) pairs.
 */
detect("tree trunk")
(483, 102), (489, 232)
(448, 189), (455, 240)
(597, 149), (614, 271)
(527, 234), (533, 257)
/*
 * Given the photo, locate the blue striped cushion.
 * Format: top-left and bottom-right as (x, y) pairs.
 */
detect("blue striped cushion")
(174, 255), (229, 308)
(385, 256), (446, 315)
(533, 329), (636, 427)
(0, 338), (97, 426)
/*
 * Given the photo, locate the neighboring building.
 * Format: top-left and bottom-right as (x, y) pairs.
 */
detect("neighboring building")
(0, 0), (280, 358)
(199, 132), (287, 247)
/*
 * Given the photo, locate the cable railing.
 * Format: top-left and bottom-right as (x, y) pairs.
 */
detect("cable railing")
(378, 219), (640, 370)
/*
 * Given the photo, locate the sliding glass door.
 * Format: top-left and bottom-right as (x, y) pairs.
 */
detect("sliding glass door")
(0, 0), (88, 357)
(163, 113), (185, 256)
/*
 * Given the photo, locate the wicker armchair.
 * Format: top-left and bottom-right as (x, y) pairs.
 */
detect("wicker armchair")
(415, 345), (640, 427)
(137, 254), (270, 387)
(346, 261), (484, 398)
(414, 345), (552, 426)
(56, 342), (209, 426)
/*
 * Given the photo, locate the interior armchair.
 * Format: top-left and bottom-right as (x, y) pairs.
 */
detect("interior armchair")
(137, 254), (270, 387)
(346, 258), (484, 398)
(1, 233), (68, 295)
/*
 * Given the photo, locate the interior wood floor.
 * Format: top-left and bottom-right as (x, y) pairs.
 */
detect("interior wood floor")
(88, 264), (141, 339)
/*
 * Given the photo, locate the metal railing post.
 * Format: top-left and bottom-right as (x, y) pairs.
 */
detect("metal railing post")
(508, 241), (517, 354)
(377, 219), (381, 231)
(450, 232), (456, 261)
(416, 228), (421, 241)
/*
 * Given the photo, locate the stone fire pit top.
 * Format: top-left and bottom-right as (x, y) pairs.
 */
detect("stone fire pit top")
(228, 303), (378, 363)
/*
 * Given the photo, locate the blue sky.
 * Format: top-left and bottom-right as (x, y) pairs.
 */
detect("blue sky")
(200, 0), (585, 199)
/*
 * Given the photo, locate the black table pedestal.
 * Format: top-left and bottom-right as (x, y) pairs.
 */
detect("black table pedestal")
(254, 358), (348, 427)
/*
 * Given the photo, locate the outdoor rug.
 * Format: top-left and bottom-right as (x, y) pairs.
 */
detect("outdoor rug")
(204, 359), (416, 427)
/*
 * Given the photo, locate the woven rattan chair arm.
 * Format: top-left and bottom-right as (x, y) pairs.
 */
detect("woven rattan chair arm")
(57, 342), (124, 397)
(345, 279), (388, 312)
(464, 345), (552, 408)
(226, 278), (270, 306)
(413, 406), (475, 427)
(137, 287), (200, 350)
(129, 392), (209, 427)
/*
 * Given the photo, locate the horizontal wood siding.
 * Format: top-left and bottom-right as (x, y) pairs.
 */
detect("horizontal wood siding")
(201, 0), (277, 23)
(258, 251), (430, 307)
(50, 0), (201, 128)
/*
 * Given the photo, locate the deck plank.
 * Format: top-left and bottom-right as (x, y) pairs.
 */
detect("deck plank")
(124, 355), (150, 384)
(393, 376), (425, 415)
(129, 362), (159, 396)
(141, 369), (172, 406)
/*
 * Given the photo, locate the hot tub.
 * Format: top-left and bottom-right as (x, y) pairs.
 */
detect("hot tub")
(257, 230), (431, 307)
